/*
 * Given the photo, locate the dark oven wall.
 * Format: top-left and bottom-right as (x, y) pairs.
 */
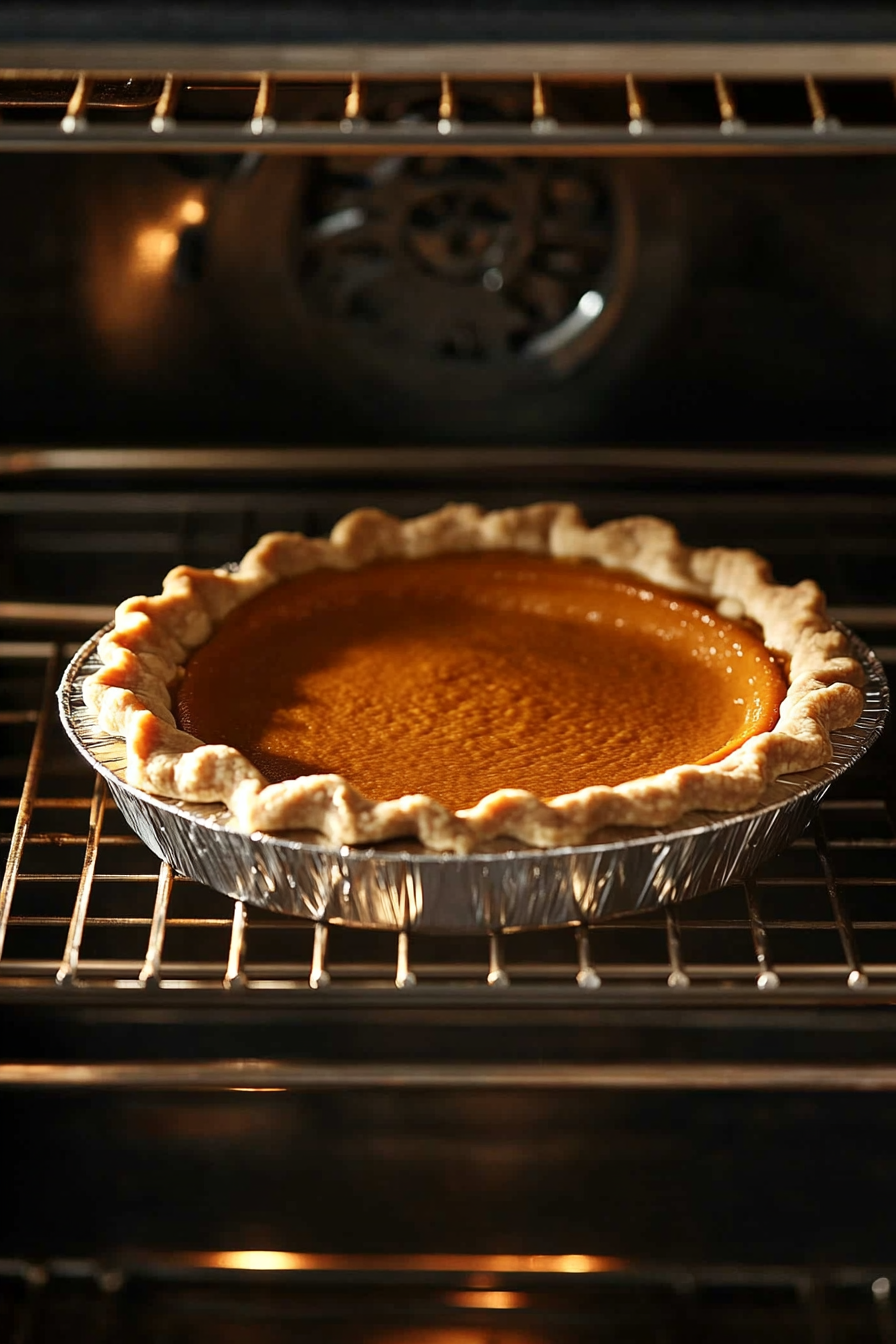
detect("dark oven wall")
(2, 150), (896, 445)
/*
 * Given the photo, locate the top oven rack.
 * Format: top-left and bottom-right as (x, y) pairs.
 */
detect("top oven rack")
(4, 70), (896, 152)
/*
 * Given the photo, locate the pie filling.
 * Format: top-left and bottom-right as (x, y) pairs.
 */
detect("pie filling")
(176, 552), (787, 814)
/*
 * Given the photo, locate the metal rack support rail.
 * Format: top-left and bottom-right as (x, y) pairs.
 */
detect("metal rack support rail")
(2, 70), (896, 151)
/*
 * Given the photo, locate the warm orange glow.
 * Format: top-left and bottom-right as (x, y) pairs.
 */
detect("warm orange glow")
(180, 198), (206, 224)
(209, 1251), (312, 1272)
(195, 1251), (625, 1274)
(449, 1291), (525, 1310)
(230, 1088), (287, 1093)
(134, 226), (178, 274)
(553, 1254), (598, 1273)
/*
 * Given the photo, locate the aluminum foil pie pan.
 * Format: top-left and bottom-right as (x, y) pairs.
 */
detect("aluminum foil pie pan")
(59, 625), (888, 932)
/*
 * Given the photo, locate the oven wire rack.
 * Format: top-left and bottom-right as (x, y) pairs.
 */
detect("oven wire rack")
(1, 627), (894, 1017)
(5, 1256), (896, 1343)
(4, 70), (896, 152)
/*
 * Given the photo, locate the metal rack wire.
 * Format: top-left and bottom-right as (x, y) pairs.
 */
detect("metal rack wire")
(2, 70), (896, 151)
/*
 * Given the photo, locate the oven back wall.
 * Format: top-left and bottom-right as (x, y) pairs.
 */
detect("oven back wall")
(4, 1086), (896, 1264)
(2, 152), (896, 445)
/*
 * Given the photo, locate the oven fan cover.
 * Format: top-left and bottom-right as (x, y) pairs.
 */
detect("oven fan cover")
(297, 151), (616, 373)
(206, 99), (684, 439)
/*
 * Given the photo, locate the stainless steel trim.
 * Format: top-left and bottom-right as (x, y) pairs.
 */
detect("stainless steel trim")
(5, 445), (896, 478)
(3, 124), (896, 154)
(0, 601), (117, 625)
(4, 43), (896, 78)
(4, 1060), (896, 1089)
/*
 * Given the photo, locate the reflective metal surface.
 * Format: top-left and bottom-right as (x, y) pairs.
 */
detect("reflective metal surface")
(58, 625), (888, 932)
(5, 69), (896, 151)
(8, 46), (896, 79)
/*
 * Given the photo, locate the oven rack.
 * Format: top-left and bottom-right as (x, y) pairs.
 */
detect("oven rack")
(2, 630), (894, 1015)
(5, 70), (896, 152)
(4, 1257), (896, 1343)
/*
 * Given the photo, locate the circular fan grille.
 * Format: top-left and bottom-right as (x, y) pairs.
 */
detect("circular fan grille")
(298, 147), (617, 374)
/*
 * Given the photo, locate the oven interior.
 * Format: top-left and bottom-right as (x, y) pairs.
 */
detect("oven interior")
(1, 50), (896, 1341)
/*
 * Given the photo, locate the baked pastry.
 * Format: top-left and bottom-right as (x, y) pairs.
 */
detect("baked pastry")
(83, 504), (865, 853)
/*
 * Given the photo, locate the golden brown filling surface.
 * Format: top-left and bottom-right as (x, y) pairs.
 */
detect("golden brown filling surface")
(177, 553), (787, 812)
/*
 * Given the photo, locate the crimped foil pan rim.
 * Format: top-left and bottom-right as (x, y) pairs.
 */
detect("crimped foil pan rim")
(58, 623), (888, 930)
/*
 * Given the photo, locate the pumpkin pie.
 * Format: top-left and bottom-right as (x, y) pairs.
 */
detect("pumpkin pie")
(83, 504), (865, 853)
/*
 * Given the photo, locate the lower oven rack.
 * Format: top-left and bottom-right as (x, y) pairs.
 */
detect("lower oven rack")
(4, 1257), (896, 1343)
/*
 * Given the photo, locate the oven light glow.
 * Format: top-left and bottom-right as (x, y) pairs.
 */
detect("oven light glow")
(554, 1254), (599, 1273)
(197, 1251), (625, 1273)
(449, 1290), (524, 1310)
(180, 198), (206, 225)
(210, 1251), (311, 1271)
(134, 226), (179, 274)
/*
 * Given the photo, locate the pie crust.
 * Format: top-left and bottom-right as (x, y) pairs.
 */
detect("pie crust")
(83, 504), (865, 853)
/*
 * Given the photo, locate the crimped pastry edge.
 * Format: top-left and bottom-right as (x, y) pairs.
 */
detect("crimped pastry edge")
(82, 503), (866, 854)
